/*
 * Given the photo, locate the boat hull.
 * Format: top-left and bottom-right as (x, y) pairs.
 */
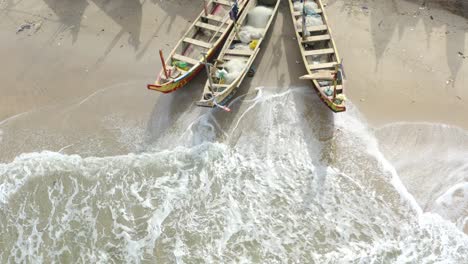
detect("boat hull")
(147, 0), (251, 94)
(196, 85), (238, 108)
(197, 0), (280, 109)
(147, 33), (227, 93)
(288, 0), (346, 113)
(147, 64), (203, 93)
(311, 81), (346, 112)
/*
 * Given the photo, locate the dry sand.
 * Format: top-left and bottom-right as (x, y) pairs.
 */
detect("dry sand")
(0, 0), (467, 161)
(327, 0), (468, 127)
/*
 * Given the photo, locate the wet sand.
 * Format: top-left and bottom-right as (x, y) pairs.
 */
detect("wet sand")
(0, 0), (467, 162)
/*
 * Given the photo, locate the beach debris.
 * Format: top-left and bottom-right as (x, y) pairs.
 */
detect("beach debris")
(458, 52), (466, 59)
(430, 15), (434, 20)
(16, 20), (43, 34)
(456, 96), (462, 100)
(16, 23), (31, 34)
(360, 98), (365, 102)
(33, 22), (42, 32)
(446, 79), (454, 85)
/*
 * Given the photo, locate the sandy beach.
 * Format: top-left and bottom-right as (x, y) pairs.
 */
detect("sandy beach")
(1, 0), (467, 162)
(0, 0), (467, 261)
(328, 0), (468, 127)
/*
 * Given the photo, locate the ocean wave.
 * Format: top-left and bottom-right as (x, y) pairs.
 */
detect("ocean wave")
(0, 88), (467, 263)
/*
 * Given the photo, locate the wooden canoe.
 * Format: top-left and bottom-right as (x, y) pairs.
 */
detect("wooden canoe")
(288, 0), (346, 112)
(147, 0), (250, 93)
(196, 0), (280, 108)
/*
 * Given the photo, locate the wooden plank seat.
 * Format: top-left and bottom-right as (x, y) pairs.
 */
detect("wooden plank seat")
(202, 14), (224, 22)
(308, 61), (339, 70)
(212, 0), (232, 6)
(335, 85), (343, 91)
(195, 21), (224, 32)
(218, 55), (250, 63)
(211, 84), (229, 89)
(298, 25), (328, 33)
(322, 85), (343, 96)
(304, 48), (334, 56)
(300, 70), (336, 80)
(183, 38), (212, 49)
(301, 34), (331, 43)
(224, 49), (253, 56)
(172, 54), (199, 65)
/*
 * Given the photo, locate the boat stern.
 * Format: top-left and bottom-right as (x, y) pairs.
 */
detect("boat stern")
(147, 82), (177, 93)
(147, 72), (193, 93)
(330, 103), (346, 113)
(196, 97), (215, 108)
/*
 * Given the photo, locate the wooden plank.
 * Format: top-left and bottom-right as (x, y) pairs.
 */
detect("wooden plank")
(303, 48), (334, 56)
(195, 21), (223, 32)
(300, 70), (335, 80)
(224, 49), (253, 56)
(183, 38), (212, 49)
(202, 14), (224, 22)
(301, 34), (331, 43)
(308, 61), (339, 70)
(172, 53), (199, 65)
(298, 25), (328, 33)
(293, 10), (322, 16)
(212, 84), (229, 88)
(219, 55), (250, 62)
(213, 0), (232, 6)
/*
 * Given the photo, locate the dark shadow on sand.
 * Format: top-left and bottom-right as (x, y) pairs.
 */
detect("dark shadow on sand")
(42, 0), (89, 43)
(91, 0), (143, 49)
(136, 0), (205, 60)
(327, 0), (466, 82)
(144, 69), (208, 146)
(41, 0), (143, 48)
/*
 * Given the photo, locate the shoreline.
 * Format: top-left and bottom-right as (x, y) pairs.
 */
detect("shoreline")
(0, 0), (467, 161)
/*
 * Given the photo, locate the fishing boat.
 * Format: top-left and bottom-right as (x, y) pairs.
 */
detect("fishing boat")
(147, 0), (250, 93)
(288, 0), (346, 112)
(196, 0), (280, 110)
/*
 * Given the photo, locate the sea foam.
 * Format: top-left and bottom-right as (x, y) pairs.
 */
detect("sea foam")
(0, 88), (467, 263)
